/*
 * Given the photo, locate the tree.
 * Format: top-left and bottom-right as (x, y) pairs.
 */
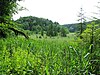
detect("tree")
(41, 29), (44, 36)
(60, 27), (69, 37)
(77, 7), (86, 37)
(0, 0), (23, 23)
(0, 0), (29, 38)
(46, 24), (53, 37)
(46, 24), (59, 37)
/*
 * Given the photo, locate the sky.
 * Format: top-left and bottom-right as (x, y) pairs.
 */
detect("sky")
(13, 0), (100, 25)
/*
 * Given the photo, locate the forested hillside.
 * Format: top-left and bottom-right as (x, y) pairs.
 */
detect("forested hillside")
(63, 19), (100, 32)
(63, 23), (80, 32)
(15, 16), (69, 37)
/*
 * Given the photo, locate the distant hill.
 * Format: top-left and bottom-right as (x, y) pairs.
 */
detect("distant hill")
(62, 20), (100, 32)
(15, 16), (69, 36)
(15, 16), (60, 31)
(63, 23), (80, 32)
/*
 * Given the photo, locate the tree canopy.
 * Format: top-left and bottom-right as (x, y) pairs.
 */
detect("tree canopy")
(15, 16), (69, 37)
(0, 0), (29, 38)
(0, 0), (23, 23)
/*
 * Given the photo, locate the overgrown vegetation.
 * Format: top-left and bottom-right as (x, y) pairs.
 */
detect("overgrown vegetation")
(0, 0), (100, 75)
(0, 35), (99, 75)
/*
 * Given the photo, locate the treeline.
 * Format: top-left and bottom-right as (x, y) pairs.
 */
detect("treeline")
(63, 22), (87, 32)
(63, 19), (100, 32)
(15, 16), (69, 37)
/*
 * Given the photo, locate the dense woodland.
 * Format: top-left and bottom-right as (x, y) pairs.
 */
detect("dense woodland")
(15, 16), (69, 37)
(0, 0), (100, 75)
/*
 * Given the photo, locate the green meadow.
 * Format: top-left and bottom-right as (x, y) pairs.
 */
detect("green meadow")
(0, 34), (99, 75)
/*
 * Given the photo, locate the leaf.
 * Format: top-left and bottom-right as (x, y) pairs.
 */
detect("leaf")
(84, 53), (90, 58)
(89, 44), (93, 50)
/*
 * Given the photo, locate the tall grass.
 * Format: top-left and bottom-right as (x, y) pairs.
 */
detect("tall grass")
(0, 36), (100, 75)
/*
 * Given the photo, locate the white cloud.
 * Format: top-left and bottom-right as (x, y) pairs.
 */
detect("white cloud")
(13, 0), (99, 24)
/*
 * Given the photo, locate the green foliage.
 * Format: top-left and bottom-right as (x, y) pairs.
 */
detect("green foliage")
(81, 22), (100, 46)
(15, 16), (55, 31)
(0, 21), (29, 39)
(0, 0), (23, 23)
(60, 27), (69, 37)
(0, 22), (13, 38)
(0, 0), (100, 75)
(81, 21), (100, 74)
(46, 24), (58, 36)
(0, 35), (100, 75)
(63, 23), (86, 32)
(15, 16), (69, 37)
(0, 0), (28, 38)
